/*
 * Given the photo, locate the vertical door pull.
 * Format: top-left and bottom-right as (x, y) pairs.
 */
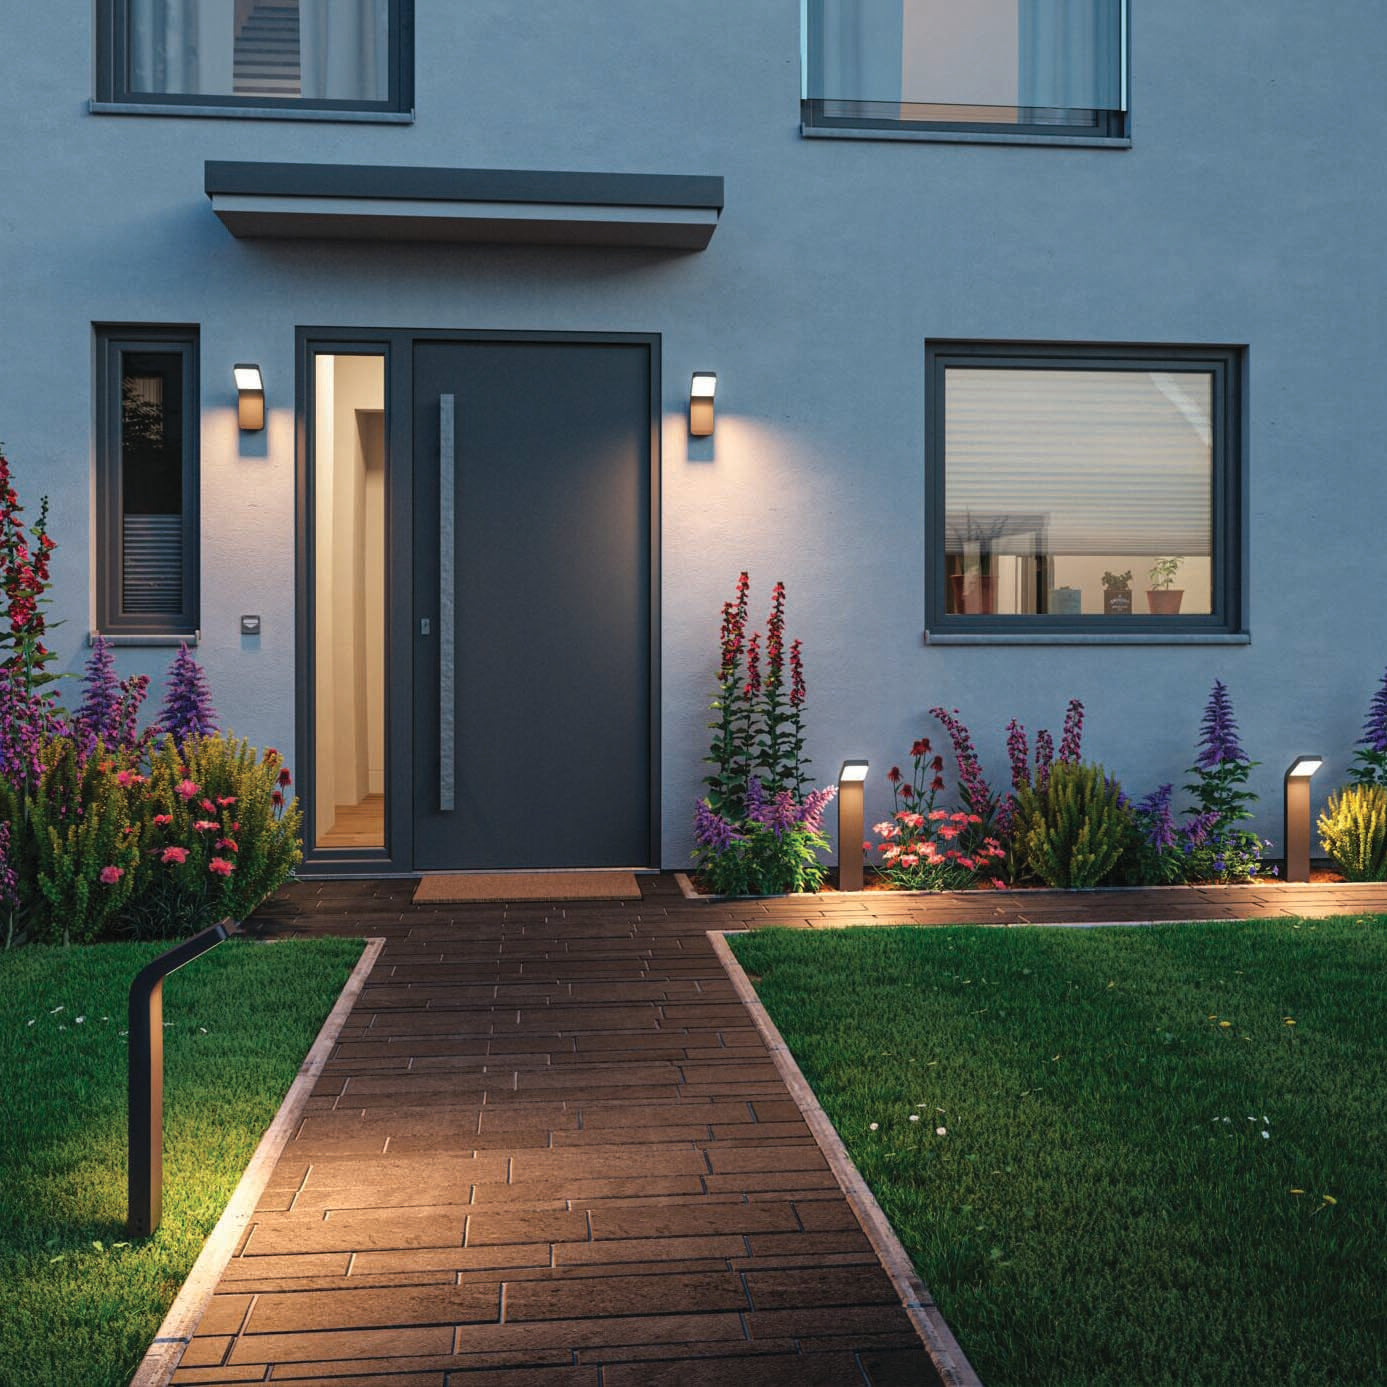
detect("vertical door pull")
(439, 394), (456, 812)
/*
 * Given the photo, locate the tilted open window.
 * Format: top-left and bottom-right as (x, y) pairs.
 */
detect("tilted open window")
(803, 0), (1127, 139)
(96, 327), (200, 637)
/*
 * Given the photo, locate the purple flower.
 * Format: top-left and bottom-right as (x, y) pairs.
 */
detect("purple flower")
(930, 707), (994, 821)
(1136, 784), (1177, 851)
(1195, 680), (1248, 768)
(693, 800), (743, 853)
(0, 820), (17, 911)
(1034, 729), (1054, 792)
(75, 635), (121, 749)
(157, 643), (218, 746)
(1005, 719), (1030, 792)
(797, 784), (837, 834)
(1180, 811), (1220, 848)
(1059, 699), (1085, 765)
(1358, 666), (1387, 755)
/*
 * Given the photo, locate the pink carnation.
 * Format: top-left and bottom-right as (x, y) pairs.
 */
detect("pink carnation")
(175, 780), (200, 800)
(153, 814), (173, 827)
(194, 819), (219, 832)
(208, 857), (234, 877)
(161, 846), (189, 865)
(99, 865), (124, 885)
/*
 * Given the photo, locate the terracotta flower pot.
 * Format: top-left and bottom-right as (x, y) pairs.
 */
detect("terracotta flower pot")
(1146, 588), (1184, 614)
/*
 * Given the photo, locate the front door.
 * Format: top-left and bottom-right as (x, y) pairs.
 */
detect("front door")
(411, 338), (656, 870)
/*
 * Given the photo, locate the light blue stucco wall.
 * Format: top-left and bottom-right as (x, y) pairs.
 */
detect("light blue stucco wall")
(1, 2), (1382, 866)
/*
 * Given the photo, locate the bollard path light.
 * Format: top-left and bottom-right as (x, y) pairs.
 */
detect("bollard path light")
(128, 921), (231, 1238)
(1282, 756), (1323, 884)
(838, 761), (870, 892)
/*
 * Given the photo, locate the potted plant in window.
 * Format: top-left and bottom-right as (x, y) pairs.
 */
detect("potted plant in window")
(1102, 569), (1133, 616)
(1146, 556), (1184, 614)
(946, 513), (1010, 614)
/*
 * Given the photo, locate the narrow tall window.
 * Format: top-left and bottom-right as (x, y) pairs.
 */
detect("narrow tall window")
(925, 342), (1245, 636)
(804, 0), (1126, 138)
(97, 0), (413, 114)
(96, 329), (200, 637)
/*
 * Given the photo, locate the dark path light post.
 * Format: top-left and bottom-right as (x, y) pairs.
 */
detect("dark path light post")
(128, 922), (231, 1238)
(838, 761), (870, 892)
(1283, 757), (1323, 884)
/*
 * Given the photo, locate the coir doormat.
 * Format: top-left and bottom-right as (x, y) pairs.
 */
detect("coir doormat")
(412, 871), (642, 904)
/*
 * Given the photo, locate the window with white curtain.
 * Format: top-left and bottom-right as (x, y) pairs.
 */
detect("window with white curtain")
(925, 343), (1245, 633)
(98, 0), (412, 113)
(803, 0), (1126, 137)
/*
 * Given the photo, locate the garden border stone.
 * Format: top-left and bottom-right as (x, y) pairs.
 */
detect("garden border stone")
(710, 929), (984, 1387)
(128, 935), (387, 1387)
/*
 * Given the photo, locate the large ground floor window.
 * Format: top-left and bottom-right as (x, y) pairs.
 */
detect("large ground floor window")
(925, 341), (1246, 637)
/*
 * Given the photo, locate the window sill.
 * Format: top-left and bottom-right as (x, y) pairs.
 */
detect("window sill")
(89, 101), (414, 124)
(924, 630), (1250, 646)
(801, 124), (1130, 149)
(90, 630), (200, 647)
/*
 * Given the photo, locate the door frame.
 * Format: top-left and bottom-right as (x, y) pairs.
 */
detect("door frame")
(294, 326), (663, 876)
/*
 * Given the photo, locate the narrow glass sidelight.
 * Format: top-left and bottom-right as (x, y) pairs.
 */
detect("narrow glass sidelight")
(438, 393), (455, 813)
(312, 354), (387, 849)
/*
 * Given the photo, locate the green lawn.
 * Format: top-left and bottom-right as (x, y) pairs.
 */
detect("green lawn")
(1, 937), (364, 1387)
(730, 918), (1387, 1387)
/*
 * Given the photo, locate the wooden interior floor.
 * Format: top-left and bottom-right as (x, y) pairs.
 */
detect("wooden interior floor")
(317, 794), (384, 849)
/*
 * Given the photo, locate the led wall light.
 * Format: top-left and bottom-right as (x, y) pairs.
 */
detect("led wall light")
(1283, 755), (1323, 883)
(838, 760), (870, 892)
(690, 372), (717, 436)
(234, 363), (265, 431)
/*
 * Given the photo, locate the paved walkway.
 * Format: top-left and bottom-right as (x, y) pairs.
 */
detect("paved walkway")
(172, 874), (1387, 1385)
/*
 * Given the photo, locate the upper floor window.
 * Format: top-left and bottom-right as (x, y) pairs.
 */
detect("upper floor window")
(925, 342), (1246, 638)
(96, 0), (413, 115)
(96, 327), (200, 637)
(803, 0), (1127, 139)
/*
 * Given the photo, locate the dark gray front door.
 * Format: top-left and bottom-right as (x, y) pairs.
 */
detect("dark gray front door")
(411, 339), (655, 870)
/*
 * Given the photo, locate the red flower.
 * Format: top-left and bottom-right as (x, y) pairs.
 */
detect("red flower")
(201, 798), (217, 814)
(911, 739), (932, 758)
(161, 846), (189, 865)
(231, 821), (241, 832)
(216, 837), (239, 853)
(194, 819), (218, 832)
(175, 779), (200, 800)
(99, 865), (124, 885)
(900, 784), (916, 799)
(208, 857), (234, 877)
(153, 813), (173, 827)
(271, 790), (284, 807)
(277, 768), (292, 788)
(887, 766), (902, 784)
(217, 796), (237, 808)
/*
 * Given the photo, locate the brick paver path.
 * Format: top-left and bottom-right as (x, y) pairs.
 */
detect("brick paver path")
(173, 873), (1387, 1385)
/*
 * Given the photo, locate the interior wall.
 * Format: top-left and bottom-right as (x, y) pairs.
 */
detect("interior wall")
(314, 355), (385, 842)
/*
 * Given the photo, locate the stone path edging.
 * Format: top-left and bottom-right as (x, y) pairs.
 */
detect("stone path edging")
(129, 936), (387, 1387)
(709, 929), (985, 1387)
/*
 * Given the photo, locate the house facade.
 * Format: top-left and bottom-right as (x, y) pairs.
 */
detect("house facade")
(2, 1), (1381, 875)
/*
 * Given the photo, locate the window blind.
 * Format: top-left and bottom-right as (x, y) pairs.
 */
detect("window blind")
(943, 368), (1214, 558)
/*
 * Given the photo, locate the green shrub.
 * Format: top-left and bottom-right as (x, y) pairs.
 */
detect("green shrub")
(1318, 784), (1387, 882)
(1013, 762), (1133, 888)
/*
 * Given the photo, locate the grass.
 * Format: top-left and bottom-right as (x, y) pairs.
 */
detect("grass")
(0, 936), (364, 1387)
(730, 917), (1387, 1387)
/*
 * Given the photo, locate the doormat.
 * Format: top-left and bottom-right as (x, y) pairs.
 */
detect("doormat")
(412, 871), (642, 904)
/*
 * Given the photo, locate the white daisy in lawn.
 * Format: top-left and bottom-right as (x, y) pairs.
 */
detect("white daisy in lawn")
(936, 1127), (948, 1136)
(869, 1122), (879, 1131)
(909, 1114), (921, 1122)
(75, 1017), (85, 1024)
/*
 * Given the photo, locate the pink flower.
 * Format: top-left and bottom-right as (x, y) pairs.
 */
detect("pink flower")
(153, 814), (172, 827)
(928, 809), (949, 821)
(99, 865), (124, 885)
(217, 837), (239, 853)
(900, 854), (919, 868)
(277, 768), (292, 788)
(938, 825), (960, 840)
(161, 846), (189, 864)
(115, 770), (133, 787)
(175, 780), (200, 800)
(271, 790), (284, 808)
(958, 856), (976, 870)
(201, 799), (217, 814)
(208, 857), (234, 876)
(217, 796), (237, 808)
(194, 819), (218, 832)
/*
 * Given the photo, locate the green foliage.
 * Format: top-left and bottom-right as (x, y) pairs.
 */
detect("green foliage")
(695, 817), (832, 897)
(12, 734), (301, 946)
(1319, 784), (1387, 882)
(730, 918), (1387, 1387)
(1013, 761), (1132, 888)
(1147, 555), (1183, 590)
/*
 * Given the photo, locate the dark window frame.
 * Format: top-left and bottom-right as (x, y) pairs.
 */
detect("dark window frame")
(95, 325), (200, 637)
(802, 1), (1128, 140)
(95, 0), (414, 116)
(924, 341), (1247, 639)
